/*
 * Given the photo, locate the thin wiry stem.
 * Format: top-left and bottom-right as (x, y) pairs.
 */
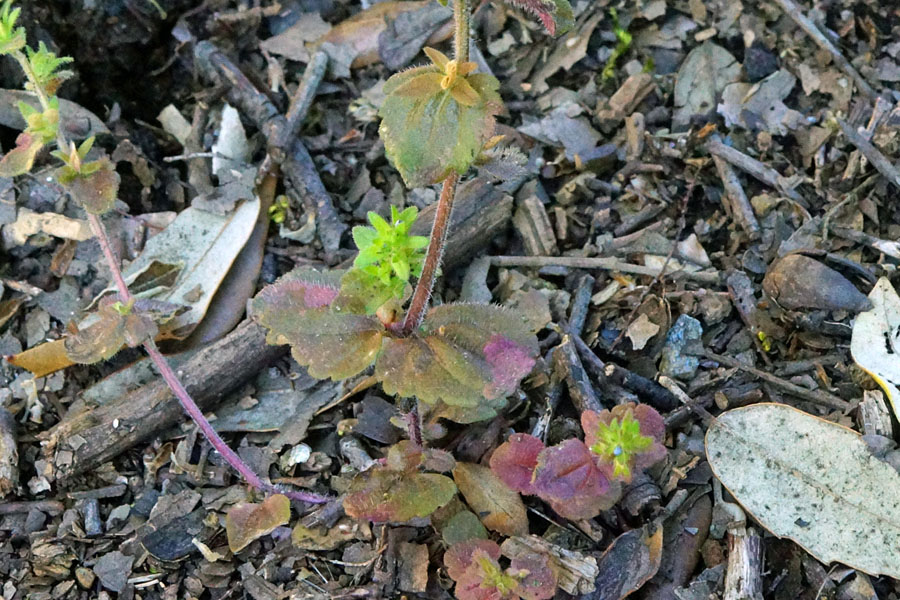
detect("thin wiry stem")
(19, 47), (327, 504)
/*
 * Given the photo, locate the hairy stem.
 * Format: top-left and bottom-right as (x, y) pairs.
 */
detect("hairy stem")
(405, 402), (424, 449)
(400, 173), (458, 335)
(454, 0), (470, 62)
(397, 0), (470, 335)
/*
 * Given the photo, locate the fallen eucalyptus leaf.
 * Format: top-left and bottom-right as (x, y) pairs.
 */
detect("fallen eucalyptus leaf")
(851, 277), (900, 416)
(706, 403), (900, 578)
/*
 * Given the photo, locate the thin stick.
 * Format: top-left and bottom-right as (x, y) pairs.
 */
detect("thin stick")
(610, 178), (695, 350)
(699, 350), (849, 411)
(836, 118), (900, 189)
(771, 0), (876, 100)
(705, 139), (806, 205)
(400, 173), (459, 334)
(489, 255), (720, 284)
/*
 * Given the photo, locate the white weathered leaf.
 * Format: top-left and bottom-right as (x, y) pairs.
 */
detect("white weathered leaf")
(851, 277), (900, 416)
(672, 42), (741, 130)
(706, 403), (900, 578)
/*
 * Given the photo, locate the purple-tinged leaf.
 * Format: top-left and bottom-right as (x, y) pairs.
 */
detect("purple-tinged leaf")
(446, 539), (557, 600)
(483, 335), (537, 399)
(251, 269), (385, 380)
(532, 439), (618, 521)
(501, 0), (573, 35)
(446, 540), (518, 600)
(582, 403), (666, 482)
(225, 494), (291, 553)
(376, 303), (538, 407)
(490, 433), (544, 495)
(445, 539), (502, 582)
(509, 553), (557, 600)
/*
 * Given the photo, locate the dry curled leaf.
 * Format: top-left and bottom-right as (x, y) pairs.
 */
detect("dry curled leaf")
(225, 494), (291, 553)
(453, 462), (528, 536)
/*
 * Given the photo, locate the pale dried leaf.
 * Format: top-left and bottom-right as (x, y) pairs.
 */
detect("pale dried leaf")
(706, 403), (900, 578)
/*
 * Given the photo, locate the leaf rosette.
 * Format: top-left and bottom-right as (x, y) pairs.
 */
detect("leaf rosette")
(251, 269), (539, 413)
(379, 47), (502, 188)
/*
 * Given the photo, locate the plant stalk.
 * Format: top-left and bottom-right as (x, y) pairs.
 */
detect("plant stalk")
(18, 43), (327, 504)
(453, 0), (470, 62)
(398, 0), (470, 335)
(400, 172), (458, 335)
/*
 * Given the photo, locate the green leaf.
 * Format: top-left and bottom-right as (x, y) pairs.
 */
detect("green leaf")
(333, 268), (407, 320)
(251, 269), (385, 380)
(379, 67), (502, 188)
(225, 494), (291, 553)
(348, 206), (427, 311)
(441, 510), (488, 546)
(375, 303), (538, 407)
(25, 41), (73, 94)
(351, 225), (378, 250)
(0, 0), (25, 55)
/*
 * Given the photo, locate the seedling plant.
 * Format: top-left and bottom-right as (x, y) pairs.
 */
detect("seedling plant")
(3, 0), (669, 596)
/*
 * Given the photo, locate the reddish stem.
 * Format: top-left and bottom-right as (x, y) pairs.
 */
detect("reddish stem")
(85, 213), (328, 504)
(405, 402), (424, 449)
(400, 173), (459, 336)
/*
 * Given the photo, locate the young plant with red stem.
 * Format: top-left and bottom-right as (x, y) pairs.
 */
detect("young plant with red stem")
(0, 1), (327, 504)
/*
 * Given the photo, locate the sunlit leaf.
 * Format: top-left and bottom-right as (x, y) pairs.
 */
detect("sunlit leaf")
(850, 277), (900, 416)
(225, 494), (291, 553)
(532, 439), (618, 521)
(376, 303), (538, 407)
(582, 403), (666, 482)
(379, 61), (502, 187)
(490, 433), (544, 496)
(343, 469), (456, 522)
(251, 269), (385, 380)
